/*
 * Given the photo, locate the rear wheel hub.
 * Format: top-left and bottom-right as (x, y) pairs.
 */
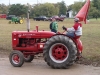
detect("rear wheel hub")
(49, 43), (69, 63)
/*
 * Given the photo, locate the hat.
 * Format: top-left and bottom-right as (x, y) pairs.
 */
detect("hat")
(74, 17), (79, 22)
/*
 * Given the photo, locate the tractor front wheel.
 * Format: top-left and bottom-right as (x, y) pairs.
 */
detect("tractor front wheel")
(9, 50), (24, 67)
(24, 55), (34, 62)
(43, 35), (77, 69)
(9, 21), (11, 24)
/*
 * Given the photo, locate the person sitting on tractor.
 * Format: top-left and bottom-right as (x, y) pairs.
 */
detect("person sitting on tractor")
(62, 17), (82, 39)
(50, 18), (58, 33)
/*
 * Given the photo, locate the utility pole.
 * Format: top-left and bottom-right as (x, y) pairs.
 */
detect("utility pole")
(8, 0), (10, 15)
(79, 0), (84, 2)
(37, 0), (38, 4)
(41, 0), (42, 3)
(9, 0), (10, 6)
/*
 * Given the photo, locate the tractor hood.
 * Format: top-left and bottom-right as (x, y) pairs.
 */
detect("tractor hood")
(12, 30), (56, 38)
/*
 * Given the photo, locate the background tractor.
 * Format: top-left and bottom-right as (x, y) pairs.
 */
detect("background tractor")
(9, 16), (24, 24)
(9, 11), (83, 69)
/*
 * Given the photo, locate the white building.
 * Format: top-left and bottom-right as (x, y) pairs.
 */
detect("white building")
(66, 10), (75, 18)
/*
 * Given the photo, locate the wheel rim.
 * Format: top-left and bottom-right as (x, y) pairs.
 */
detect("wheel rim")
(49, 43), (69, 63)
(12, 54), (20, 64)
(20, 20), (23, 24)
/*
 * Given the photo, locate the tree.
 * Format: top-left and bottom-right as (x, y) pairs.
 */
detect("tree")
(91, 0), (100, 19)
(57, 1), (67, 15)
(0, 4), (8, 14)
(71, 1), (84, 16)
(8, 4), (28, 17)
(32, 3), (59, 17)
(89, 6), (100, 19)
(92, 0), (100, 10)
(88, 1), (100, 19)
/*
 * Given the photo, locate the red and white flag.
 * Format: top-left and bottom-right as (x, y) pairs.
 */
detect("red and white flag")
(75, 0), (90, 24)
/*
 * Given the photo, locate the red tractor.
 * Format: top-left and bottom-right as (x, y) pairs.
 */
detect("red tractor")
(9, 11), (83, 69)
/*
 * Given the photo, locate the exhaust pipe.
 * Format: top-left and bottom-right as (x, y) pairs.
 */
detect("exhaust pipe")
(27, 10), (30, 32)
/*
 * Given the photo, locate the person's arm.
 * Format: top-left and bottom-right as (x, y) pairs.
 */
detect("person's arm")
(67, 23), (79, 32)
(62, 26), (74, 32)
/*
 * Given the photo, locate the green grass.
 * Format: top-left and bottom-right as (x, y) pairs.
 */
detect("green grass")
(0, 18), (100, 65)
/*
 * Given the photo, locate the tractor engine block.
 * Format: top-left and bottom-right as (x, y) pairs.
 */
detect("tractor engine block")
(19, 38), (35, 47)
(18, 38), (47, 47)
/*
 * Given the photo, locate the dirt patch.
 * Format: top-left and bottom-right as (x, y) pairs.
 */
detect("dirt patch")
(0, 58), (100, 75)
(0, 51), (9, 58)
(76, 57), (100, 67)
(0, 51), (100, 67)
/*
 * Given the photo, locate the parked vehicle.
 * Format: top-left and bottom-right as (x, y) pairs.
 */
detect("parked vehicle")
(0, 14), (7, 18)
(9, 16), (24, 24)
(48, 16), (65, 22)
(6, 15), (16, 20)
(60, 15), (66, 18)
(33, 16), (48, 21)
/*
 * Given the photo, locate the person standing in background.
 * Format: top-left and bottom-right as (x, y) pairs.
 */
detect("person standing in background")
(50, 18), (58, 33)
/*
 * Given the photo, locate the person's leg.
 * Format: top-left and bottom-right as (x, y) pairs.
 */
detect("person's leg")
(66, 32), (75, 38)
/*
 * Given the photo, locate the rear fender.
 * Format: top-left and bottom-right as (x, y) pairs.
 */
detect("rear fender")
(50, 34), (83, 53)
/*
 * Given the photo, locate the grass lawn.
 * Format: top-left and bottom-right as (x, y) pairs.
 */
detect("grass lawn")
(0, 18), (100, 66)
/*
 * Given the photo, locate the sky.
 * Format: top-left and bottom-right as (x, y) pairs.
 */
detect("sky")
(0, 0), (84, 6)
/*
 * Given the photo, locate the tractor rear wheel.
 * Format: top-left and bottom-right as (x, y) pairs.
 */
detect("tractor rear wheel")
(9, 50), (24, 67)
(43, 35), (77, 69)
(24, 55), (34, 62)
